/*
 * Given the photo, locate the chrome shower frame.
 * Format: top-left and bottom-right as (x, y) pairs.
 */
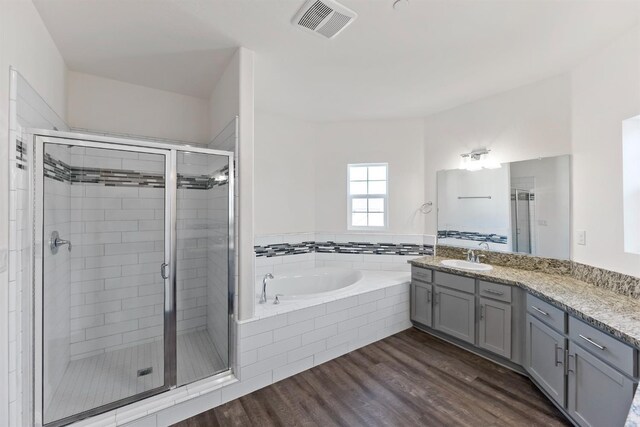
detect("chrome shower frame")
(30, 129), (237, 427)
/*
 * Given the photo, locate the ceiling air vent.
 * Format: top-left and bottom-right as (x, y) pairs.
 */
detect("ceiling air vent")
(292, 0), (357, 39)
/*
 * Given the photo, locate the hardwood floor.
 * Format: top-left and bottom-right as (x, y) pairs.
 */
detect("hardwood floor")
(174, 328), (569, 427)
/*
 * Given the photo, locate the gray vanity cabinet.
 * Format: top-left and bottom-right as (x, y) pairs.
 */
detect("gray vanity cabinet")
(411, 282), (433, 328)
(478, 297), (512, 358)
(434, 286), (475, 344)
(525, 314), (566, 407)
(567, 343), (636, 427)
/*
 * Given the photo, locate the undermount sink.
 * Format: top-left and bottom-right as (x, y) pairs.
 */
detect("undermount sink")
(441, 259), (493, 271)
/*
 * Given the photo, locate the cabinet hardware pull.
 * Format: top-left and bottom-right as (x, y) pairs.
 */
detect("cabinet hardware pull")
(579, 335), (606, 350)
(480, 305), (484, 320)
(531, 306), (549, 316)
(483, 289), (504, 295)
(554, 344), (562, 366)
(567, 353), (575, 373)
(427, 290), (431, 303)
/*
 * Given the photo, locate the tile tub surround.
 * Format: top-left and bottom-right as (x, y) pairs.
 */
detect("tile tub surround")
(410, 256), (640, 348)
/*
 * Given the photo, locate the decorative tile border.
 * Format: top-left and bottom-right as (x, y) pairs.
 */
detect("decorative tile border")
(254, 241), (434, 258)
(438, 230), (508, 245)
(16, 137), (27, 170)
(43, 153), (229, 190)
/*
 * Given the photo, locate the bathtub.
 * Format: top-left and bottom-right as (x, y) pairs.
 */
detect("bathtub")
(255, 266), (410, 311)
(264, 267), (363, 300)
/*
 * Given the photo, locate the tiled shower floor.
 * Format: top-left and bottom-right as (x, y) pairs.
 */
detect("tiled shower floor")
(45, 330), (226, 423)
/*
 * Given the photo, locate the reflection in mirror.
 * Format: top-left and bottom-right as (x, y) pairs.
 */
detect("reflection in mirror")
(437, 155), (571, 259)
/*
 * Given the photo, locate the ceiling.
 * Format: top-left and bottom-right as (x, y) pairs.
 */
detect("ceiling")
(34, 0), (640, 122)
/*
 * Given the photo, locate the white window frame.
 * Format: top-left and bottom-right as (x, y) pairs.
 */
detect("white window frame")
(347, 162), (389, 230)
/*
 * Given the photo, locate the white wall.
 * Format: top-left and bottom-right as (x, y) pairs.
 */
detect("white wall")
(209, 50), (240, 141)
(422, 74), (573, 236)
(254, 112), (317, 235)
(0, 1), (68, 425)
(315, 119), (426, 235)
(571, 25), (640, 277)
(67, 71), (210, 144)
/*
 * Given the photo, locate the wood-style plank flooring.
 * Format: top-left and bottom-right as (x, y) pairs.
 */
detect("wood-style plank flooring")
(174, 328), (569, 427)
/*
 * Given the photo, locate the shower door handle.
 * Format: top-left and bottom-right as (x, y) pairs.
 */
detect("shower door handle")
(160, 263), (170, 280)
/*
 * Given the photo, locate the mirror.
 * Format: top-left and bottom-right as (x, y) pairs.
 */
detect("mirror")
(437, 155), (571, 259)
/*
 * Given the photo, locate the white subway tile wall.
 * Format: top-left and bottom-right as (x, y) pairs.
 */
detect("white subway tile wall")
(65, 148), (169, 359)
(8, 70), (71, 427)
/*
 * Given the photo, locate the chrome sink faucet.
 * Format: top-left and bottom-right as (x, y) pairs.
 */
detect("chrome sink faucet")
(466, 249), (486, 264)
(478, 241), (490, 251)
(259, 273), (273, 304)
(466, 249), (476, 262)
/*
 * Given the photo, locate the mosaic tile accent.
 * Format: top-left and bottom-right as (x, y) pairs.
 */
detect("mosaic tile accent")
(16, 138), (27, 170)
(43, 154), (229, 190)
(438, 230), (508, 245)
(254, 241), (434, 258)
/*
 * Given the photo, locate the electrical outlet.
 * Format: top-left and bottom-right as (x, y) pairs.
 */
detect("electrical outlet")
(577, 230), (586, 246)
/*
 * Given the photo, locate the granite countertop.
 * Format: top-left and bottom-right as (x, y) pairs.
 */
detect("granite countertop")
(410, 256), (640, 347)
(409, 255), (640, 426)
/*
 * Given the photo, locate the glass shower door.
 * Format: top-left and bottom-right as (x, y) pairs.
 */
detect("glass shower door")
(175, 150), (232, 386)
(39, 139), (172, 425)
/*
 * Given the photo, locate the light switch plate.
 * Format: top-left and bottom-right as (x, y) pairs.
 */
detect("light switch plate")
(577, 230), (586, 246)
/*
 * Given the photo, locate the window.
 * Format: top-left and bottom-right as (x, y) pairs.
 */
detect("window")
(348, 163), (388, 229)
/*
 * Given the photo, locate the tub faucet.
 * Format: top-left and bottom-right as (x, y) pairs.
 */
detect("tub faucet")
(260, 273), (273, 304)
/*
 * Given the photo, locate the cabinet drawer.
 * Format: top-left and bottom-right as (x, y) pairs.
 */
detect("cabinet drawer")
(569, 317), (635, 377)
(434, 271), (475, 294)
(412, 266), (433, 283)
(479, 281), (512, 303)
(526, 293), (565, 333)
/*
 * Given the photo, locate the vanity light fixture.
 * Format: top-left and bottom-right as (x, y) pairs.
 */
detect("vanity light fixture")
(460, 148), (501, 171)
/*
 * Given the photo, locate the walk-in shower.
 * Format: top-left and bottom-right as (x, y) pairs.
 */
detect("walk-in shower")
(31, 131), (234, 426)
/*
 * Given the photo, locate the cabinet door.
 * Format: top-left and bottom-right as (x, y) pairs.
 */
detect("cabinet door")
(525, 314), (566, 407)
(434, 286), (475, 344)
(479, 297), (512, 358)
(567, 344), (636, 427)
(411, 282), (433, 327)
